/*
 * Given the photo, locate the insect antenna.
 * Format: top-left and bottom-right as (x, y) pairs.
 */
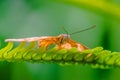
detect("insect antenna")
(62, 26), (69, 34)
(70, 25), (96, 35)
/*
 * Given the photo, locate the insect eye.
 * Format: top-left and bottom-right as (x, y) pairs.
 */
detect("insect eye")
(63, 34), (70, 40)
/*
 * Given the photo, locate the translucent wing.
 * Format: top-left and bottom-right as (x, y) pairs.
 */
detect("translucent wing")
(5, 36), (58, 49)
(5, 36), (50, 42)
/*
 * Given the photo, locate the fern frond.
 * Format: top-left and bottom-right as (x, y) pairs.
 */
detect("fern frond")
(0, 42), (120, 69)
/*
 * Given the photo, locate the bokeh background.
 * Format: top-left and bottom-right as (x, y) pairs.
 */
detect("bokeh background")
(0, 0), (120, 80)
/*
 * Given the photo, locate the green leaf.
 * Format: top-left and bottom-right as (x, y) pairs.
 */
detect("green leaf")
(1, 42), (120, 69)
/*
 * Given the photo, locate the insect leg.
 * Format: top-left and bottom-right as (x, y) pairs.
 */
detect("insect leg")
(38, 39), (56, 49)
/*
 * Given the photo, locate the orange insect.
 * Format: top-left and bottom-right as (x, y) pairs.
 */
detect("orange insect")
(5, 25), (95, 51)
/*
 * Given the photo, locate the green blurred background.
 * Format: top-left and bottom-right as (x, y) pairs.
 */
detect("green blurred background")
(0, 0), (120, 80)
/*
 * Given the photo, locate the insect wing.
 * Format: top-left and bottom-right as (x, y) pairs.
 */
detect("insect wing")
(5, 37), (49, 42)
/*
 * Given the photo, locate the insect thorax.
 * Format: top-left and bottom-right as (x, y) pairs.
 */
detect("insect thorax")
(62, 34), (70, 39)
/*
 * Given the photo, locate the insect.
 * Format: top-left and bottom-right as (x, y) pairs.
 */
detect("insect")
(5, 25), (95, 51)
